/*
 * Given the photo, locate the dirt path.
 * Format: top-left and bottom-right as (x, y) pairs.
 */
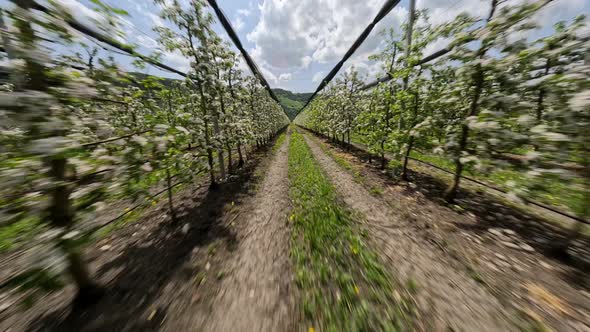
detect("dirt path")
(304, 130), (590, 331)
(148, 132), (295, 332)
(301, 131), (514, 331)
(2, 135), (294, 332)
(196, 132), (294, 331)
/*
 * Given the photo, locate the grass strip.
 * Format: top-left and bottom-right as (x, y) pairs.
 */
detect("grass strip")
(288, 131), (414, 331)
(272, 131), (287, 154)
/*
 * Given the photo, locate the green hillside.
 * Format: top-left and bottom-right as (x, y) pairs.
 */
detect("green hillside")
(124, 75), (309, 121)
(272, 88), (313, 120)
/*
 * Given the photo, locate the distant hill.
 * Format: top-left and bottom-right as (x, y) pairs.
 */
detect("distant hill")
(272, 88), (313, 120)
(127, 75), (311, 120)
(128, 72), (180, 88)
(29, 70), (310, 120)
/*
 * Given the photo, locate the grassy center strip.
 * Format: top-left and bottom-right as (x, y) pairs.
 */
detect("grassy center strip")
(272, 131), (287, 154)
(288, 131), (414, 331)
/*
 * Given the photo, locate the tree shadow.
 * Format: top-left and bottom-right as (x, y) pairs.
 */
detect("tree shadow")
(305, 129), (589, 281)
(26, 146), (271, 332)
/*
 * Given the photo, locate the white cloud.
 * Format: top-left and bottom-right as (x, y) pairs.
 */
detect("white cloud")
(312, 71), (325, 83)
(238, 8), (252, 17)
(246, 0), (407, 87)
(530, 0), (588, 34)
(279, 73), (293, 81)
(149, 13), (166, 28)
(136, 35), (159, 48)
(248, 0), (403, 70)
(302, 56), (312, 69)
(162, 50), (190, 73)
(233, 2), (254, 33)
(416, 0), (490, 26)
(56, 0), (108, 29)
(260, 65), (278, 83)
(234, 16), (245, 31)
(245, 0), (586, 89)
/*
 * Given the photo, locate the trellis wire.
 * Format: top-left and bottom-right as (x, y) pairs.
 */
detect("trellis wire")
(26, 0), (282, 110)
(299, 0), (403, 112)
(29, 1), (187, 77)
(300, 126), (589, 225)
(360, 47), (452, 90)
(205, 0), (283, 108)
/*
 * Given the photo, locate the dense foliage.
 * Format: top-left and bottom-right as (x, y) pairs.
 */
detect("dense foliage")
(296, 0), (589, 253)
(0, 0), (288, 300)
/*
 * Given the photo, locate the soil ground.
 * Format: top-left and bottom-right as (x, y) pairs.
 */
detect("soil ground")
(0, 133), (294, 332)
(2, 127), (589, 332)
(302, 129), (590, 331)
(301, 131), (513, 331)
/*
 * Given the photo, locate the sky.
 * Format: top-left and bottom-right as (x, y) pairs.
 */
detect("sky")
(2, 0), (589, 92)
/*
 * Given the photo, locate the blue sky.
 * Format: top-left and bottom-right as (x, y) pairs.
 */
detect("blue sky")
(2, 0), (589, 92)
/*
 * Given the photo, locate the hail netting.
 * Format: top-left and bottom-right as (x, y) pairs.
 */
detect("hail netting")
(205, 0), (284, 111)
(30, 0), (282, 111)
(299, 0), (403, 112)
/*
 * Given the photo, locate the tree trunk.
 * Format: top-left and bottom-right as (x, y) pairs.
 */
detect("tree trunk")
(402, 78), (422, 181)
(226, 143), (233, 174)
(50, 158), (99, 299)
(399, 0), (416, 131)
(65, 247), (103, 306)
(444, 0), (498, 201)
(203, 116), (216, 186)
(166, 168), (177, 223)
(380, 140), (386, 169)
(401, 136), (414, 181)
(444, 66), (484, 202)
(237, 143), (245, 167)
(347, 130), (351, 151)
(212, 115), (226, 180)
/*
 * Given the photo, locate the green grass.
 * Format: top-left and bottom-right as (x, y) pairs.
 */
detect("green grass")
(409, 150), (456, 172)
(369, 187), (384, 196)
(409, 150), (585, 214)
(272, 131), (287, 154)
(348, 132), (586, 215)
(288, 131), (414, 331)
(0, 217), (43, 252)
